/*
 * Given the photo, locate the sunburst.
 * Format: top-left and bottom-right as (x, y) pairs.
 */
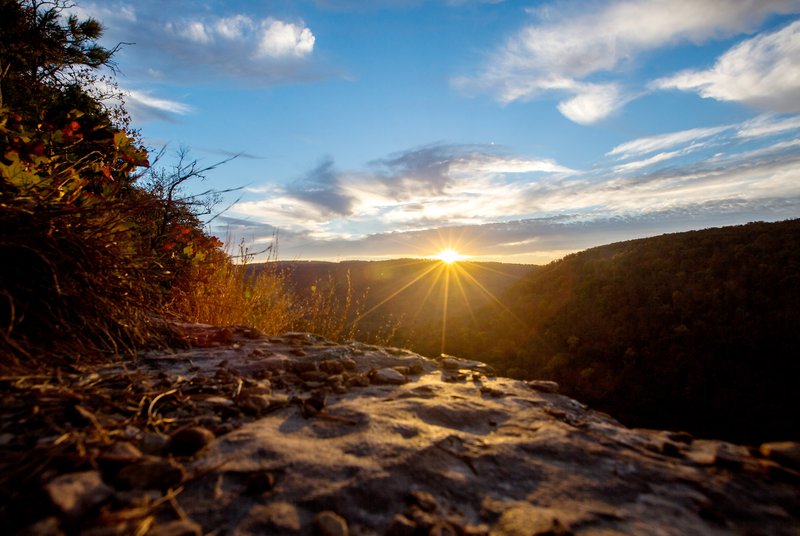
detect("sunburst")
(435, 249), (465, 264)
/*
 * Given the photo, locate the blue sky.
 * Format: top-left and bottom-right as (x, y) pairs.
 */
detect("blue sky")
(79, 0), (800, 263)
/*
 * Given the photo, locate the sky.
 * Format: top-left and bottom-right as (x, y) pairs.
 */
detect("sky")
(77, 0), (800, 264)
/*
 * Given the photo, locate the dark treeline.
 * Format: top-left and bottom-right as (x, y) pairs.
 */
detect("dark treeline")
(439, 220), (800, 444)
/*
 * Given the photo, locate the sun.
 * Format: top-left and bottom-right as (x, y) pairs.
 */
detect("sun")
(436, 249), (465, 264)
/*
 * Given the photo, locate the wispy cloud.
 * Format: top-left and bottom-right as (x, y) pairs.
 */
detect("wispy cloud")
(459, 0), (800, 123)
(92, 80), (193, 123)
(607, 125), (732, 159)
(653, 20), (800, 113)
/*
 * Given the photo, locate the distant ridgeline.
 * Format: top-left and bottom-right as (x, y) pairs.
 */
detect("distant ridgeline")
(443, 219), (800, 444)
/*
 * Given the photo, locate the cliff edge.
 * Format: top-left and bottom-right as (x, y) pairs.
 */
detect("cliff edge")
(2, 326), (798, 535)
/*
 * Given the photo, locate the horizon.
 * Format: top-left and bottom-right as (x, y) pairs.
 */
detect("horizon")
(81, 0), (800, 264)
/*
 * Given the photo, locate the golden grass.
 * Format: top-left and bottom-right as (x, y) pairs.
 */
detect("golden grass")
(166, 242), (363, 342)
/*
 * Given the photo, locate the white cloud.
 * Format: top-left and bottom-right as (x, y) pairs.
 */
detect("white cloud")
(653, 20), (800, 113)
(737, 114), (800, 138)
(124, 88), (193, 117)
(613, 150), (682, 172)
(256, 19), (316, 58)
(608, 125), (732, 159)
(556, 83), (625, 124)
(463, 0), (800, 123)
(91, 80), (193, 122)
(215, 15), (253, 40)
(165, 16), (315, 59)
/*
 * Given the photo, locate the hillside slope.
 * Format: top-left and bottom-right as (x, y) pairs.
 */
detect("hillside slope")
(445, 220), (800, 444)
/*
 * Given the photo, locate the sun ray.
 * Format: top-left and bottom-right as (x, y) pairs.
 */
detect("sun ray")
(353, 261), (441, 323)
(440, 266), (451, 355)
(452, 263), (528, 328)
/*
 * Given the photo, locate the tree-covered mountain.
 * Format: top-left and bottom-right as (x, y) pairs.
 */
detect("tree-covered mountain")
(441, 220), (800, 444)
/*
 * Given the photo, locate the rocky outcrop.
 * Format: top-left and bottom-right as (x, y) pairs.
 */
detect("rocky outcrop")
(4, 326), (799, 535)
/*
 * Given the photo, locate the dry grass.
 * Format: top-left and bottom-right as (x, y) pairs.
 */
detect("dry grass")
(166, 244), (298, 336)
(165, 242), (362, 342)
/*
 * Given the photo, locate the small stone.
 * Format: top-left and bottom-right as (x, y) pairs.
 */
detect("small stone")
(372, 368), (407, 385)
(526, 380), (559, 393)
(101, 441), (143, 463)
(292, 360), (318, 374)
(237, 393), (271, 415)
(760, 442), (800, 470)
(441, 358), (460, 371)
(237, 502), (301, 533)
(497, 505), (571, 536)
(348, 374), (370, 387)
(290, 348), (307, 357)
(168, 426), (215, 456)
(480, 386), (505, 398)
(139, 432), (169, 455)
(147, 519), (203, 536)
(313, 511), (349, 536)
(45, 470), (113, 519)
(409, 361), (424, 375)
(301, 370), (330, 382)
(320, 360), (345, 374)
(115, 457), (186, 490)
(340, 357), (358, 370)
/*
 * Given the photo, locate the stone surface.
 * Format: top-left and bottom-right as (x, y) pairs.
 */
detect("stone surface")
(12, 328), (800, 535)
(44, 471), (113, 519)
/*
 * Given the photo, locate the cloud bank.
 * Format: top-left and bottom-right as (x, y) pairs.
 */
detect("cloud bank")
(460, 0), (800, 123)
(219, 114), (800, 262)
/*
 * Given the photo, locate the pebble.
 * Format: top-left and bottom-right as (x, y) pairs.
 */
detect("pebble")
(44, 471), (113, 519)
(526, 380), (560, 393)
(139, 432), (169, 455)
(168, 426), (215, 456)
(320, 360), (346, 374)
(441, 358), (461, 371)
(372, 368), (407, 385)
(313, 511), (349, 536)
(114, 457), (185, 490)
(759, 441), (800, 470)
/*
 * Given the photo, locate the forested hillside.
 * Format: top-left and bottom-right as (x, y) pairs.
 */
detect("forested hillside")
(442, 220), (800, 443)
